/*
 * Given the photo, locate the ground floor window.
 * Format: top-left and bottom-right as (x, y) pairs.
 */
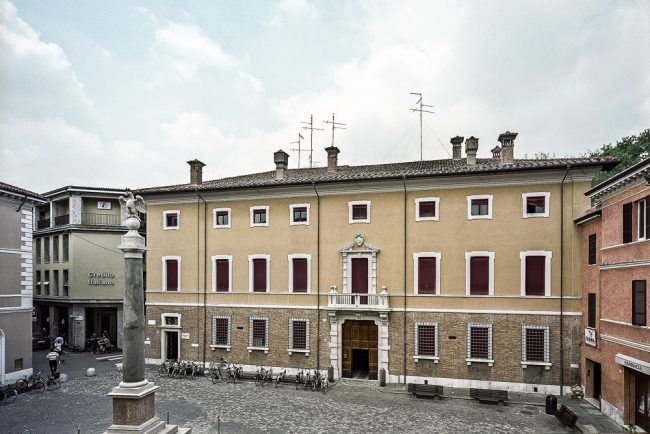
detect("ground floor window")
(467, 323), (493, 365)
(211, 316), (230, 348)
(414, 322), (439, 362)
(288, 318), (309, 353)
(521, 325), (550, 368)
(248, 317), (269, 352)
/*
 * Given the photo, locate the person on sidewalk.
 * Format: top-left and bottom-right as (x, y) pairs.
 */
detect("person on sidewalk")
(46, 350), (60, 376)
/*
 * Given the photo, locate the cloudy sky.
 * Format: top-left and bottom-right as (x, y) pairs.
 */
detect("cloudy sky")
(1, 0), (648, 193)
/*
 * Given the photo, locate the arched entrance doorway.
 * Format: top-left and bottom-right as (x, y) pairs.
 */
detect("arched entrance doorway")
(342, 320), (378, 379)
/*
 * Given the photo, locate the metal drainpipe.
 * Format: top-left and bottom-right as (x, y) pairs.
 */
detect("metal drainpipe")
(197, 191), (207, 368)
(402, 175), (408, 385)
(560, 164), (570, 395)
(312, 182), (321, 372)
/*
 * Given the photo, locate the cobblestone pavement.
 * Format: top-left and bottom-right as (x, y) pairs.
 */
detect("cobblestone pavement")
(3, 356), (624, 433)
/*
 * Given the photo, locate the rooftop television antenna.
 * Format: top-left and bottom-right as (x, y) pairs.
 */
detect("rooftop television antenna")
(410, 92), (435, 161)
(301, 115), (324, 169)
(289, 133), (305, 168)
(323, 113), (347, 148)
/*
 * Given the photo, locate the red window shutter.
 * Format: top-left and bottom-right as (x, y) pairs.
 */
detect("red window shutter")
(419, 201), (436, 218)
(351, 258), (368, 293)
(292, 258), (308, 292)
(352, 205), (367, 220)
(166, 259), (178, 291)
(418, 257), (436, 294)
(633, 280), (647, 326)
(525, 256), (545, 296)
(253, 259), (267, 292)
(470, 257), (489, 295)
(216, 259), (229, 292)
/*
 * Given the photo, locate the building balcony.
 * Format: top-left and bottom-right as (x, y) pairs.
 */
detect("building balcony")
(81, 213), (122, 226)
(37, 218), (50, 230)
(54, 214), (69, 226)
(327, 287), (389, 311)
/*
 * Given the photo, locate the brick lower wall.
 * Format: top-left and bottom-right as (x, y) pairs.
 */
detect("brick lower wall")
(145, 305), (581, 388)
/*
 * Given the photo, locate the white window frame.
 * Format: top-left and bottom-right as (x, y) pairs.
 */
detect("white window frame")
(413, 252), (441, 295)
(211, 255), (233, 292)
(464, 251), (495, 296)
(467, 195), (493, 220)
(248, 254), (271, 293)
(162, 255), (181, 292)
(639, 199), (646, 241)
(161, 313), (181, 328)
(211, 316), (231, 351)
(466, 323), (493, 366)
(413, 322), (439, 363)
(288, 318), (310, 355)
(288, 254), (311, 293)
(519, 251), (552, 297)
(415, 197), (440, 222)
(289, 204), (310, 226)
(348, 200), (371, 224)
(213, 208), (231, 229)
(521, 325), (551, 369)
(250, 206), (269, 227)
(522, 192), (550, 218)
(248, 316), (269, 353)
(163, 210), (180, 230)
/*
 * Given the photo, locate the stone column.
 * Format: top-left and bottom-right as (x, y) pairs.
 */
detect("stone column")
(106, 202), (190, 434)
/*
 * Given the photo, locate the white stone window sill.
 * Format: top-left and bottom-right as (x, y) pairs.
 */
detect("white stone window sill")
(288, 349), (310, 356)
(247, 346), (269, 354)
(159, 325), (181, 329)
(210, 345), (231, 352)
(468, 215), (492, 220)
(414, 355), (439, 363)
(466, 358), (494, 367)
(523, 213), (549, 219)
(521, 361), (551, 370)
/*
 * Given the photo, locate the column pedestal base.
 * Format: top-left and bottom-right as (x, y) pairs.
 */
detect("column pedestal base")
(105, 382), (191, 434)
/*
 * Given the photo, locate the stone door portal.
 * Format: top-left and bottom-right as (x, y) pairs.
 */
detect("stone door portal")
(342, 320), (378, 379)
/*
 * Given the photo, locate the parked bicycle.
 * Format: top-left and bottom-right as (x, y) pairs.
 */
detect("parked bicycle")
(15, 371), (45, 394)
(0, 383), (18, 404)
(254, 366), (267, 387)
(45, 373), (61, 391)
(295, 368), (306, 390)
(274, 368), (287, 388)
(158, 359), (176, 378)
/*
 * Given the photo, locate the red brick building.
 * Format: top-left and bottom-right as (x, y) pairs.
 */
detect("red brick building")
(577, 158), (650, 429)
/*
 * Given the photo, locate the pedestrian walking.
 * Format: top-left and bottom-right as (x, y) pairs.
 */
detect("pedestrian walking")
(46, 350), (60, 376)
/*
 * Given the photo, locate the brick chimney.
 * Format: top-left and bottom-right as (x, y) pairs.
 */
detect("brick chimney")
(491, 145), (501, 161)
(451, 136), (464, 160)
(465, 137), (478, 166)
(325, 146), (340, 173)
(498, 131), (518, 164)
(274, 149), (289, 180)
(187, 159), (206, 184)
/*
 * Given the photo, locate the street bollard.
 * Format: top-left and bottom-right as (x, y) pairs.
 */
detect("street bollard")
(218, 415), (221, 434)
(545, 395), (557, 415)
(379, 368), (386, 387)
(166, 411), (170, 424)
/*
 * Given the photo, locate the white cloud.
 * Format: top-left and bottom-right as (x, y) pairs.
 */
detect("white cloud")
(270, 0), (318, 25)
(152, 21), (236, 78)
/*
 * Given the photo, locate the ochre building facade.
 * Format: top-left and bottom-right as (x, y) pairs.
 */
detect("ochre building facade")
(140, 134), (616, 394)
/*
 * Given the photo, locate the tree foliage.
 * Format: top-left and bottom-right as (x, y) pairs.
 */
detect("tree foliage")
(591, 129), (650, 186)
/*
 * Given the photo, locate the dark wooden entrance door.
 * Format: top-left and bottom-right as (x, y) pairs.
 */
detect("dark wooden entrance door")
(351, 258), (369, 304)
(593, 362), (601, 400)
(165, 331), (179, 360)
(342, 320), (378, 379)
(636, 374), (650, 430)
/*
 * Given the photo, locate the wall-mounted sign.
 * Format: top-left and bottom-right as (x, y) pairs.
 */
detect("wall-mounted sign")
(32, 308), (37, 322)
(181, 333), (190, 340)
(584, 328), (597, 347)
(97, 201), (112, 210)
(88, 272), (115, 286)
(615, 354), (650, 376)
(147, 320), (156, 326)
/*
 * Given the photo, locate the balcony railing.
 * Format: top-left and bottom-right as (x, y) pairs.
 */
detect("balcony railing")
(327, 287), (389, 310)
(81, 213), (122, 226)
(54, 214), (69, 226)
(37, 218), (50, 230)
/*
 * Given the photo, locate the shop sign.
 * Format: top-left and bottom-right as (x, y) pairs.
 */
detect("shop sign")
(615, 354), (650, 376)
(88, 272), (115, 286)
(584, 328), (597, 347)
